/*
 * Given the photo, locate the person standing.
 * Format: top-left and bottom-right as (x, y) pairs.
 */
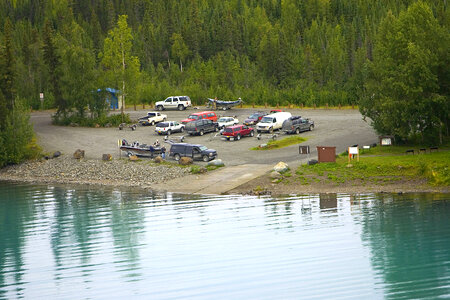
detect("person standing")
(161, 145), (166, 159)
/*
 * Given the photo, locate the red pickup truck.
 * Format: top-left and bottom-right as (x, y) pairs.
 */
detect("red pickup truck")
(222, 125), (255, 141)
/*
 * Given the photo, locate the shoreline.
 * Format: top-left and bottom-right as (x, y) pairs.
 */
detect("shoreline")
(1, 157), (448, 196)
(0, 156), (190, 191)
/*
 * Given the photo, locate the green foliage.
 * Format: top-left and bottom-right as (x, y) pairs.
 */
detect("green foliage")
(52, 113), (131, 127)
(298, 149), (450, 187)
(0, 0), (448, 144)
(190, 165), (205, 174)
(0, 100), (41, 168)
(171, 33), (190, 72)
(361, 2), (450, 144)
(58, 20), (98, 119)
(206, 164), (223, 171)
(99, 15), (142, 118)
(43, 20), (66, 117)
(0, 18), (15, 111)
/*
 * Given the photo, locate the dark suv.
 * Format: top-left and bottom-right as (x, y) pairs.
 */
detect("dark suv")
(185, 119), (219, 136)
(282, 116), (314, 134)
(169, 143), (218, 162)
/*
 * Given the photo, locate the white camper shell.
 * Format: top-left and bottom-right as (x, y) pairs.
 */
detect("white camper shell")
(256, 111), (292, 133)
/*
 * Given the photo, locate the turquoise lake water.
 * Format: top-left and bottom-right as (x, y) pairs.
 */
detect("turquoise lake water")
(0, 182), (449, 299)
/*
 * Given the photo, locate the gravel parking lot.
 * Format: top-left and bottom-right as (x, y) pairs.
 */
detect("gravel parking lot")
(31, 106), (378, 167)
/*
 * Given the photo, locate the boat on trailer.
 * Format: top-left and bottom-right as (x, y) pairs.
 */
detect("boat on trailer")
(207, 98), (243, 110)
(120, 139), (163, 158)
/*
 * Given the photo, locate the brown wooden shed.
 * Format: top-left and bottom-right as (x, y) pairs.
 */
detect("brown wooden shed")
(317, 146), (336, 163)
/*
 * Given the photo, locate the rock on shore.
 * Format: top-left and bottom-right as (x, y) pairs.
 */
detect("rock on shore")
(0, 156), (190, 188)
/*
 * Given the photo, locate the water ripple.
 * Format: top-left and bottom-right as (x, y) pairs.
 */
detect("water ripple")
(0, 183), (449, 299)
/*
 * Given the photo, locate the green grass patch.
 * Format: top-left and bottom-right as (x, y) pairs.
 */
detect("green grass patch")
(297, 150), (450, 187)
(251, 136), (307, 150)
(190, 165), (206, 174)
(206, 164), (224, 171)
(358, 141), (449, 156)
(190, 164), (224, 173)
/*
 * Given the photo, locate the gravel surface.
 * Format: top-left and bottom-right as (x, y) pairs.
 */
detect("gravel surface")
(0, 156), (190, 188)
(1, 107), (384, 193)
(28, 106), (379, 166)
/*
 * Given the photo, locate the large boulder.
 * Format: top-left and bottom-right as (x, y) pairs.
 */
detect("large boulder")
(270, 171), (282, 179)
(129, 155), (139, 161)
(179, 157), (193, 165)
(154, 156), (163, 163)
(207, 159), (224, 167)
(53, 151), (61, 158)
(73, 149), (85, 159)
(273, 161), (289, 173)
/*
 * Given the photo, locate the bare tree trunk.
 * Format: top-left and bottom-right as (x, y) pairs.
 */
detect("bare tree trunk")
(121, 43), (126, 123)
(122, 80), (125, 123)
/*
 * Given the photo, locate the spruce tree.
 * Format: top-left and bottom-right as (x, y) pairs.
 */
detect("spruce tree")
(0, 18), (15, 113)
(43, 20), (66, 118)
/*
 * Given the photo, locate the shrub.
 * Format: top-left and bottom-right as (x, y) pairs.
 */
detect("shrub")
(52, 113), (131, 127)
(0, 101), (41, 167)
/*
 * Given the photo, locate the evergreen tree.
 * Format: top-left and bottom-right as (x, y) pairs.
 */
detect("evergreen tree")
(0, 0), (448, 140)
(59, 21), (97, 118)
(361, 2), (449, 143)
(0, 18), (15, 113)
(42, 20), (66, 118)
(0, 18), (39, 167)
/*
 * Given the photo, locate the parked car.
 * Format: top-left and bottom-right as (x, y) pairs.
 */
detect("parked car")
(243, 112), (267, 126)
(181, 111), (218, 124)
(222, 125), (255, 141)
(169, 143), (217, 162)
(256, 112), (292, 133)
(155, 96), (191, 111)
(217, 116), (239, 129)
(155, 121), (185, 135)
(185, 119), (219, 136)
(282, 116), (314, 134)
(138, 111), (167, 126)
(269, 109), (282, 114)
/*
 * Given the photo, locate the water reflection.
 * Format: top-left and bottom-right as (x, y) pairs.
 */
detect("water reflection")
(360, 193), (450, 299)
(0, 183), (32, 299)
(110, 190), (146, 280)
(264, 197), (295, 230)
(319, 193), (337, 211)
(0, 183), (449, 299)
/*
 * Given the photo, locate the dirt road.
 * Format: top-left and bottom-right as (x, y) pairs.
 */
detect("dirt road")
(31, 107), (378, 168)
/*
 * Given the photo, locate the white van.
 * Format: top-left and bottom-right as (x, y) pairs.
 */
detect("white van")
(256, 111), (292, 133)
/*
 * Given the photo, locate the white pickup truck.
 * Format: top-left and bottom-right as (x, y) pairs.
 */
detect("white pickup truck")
(155, 96), (191, 111)
(138, 111), (167, 126)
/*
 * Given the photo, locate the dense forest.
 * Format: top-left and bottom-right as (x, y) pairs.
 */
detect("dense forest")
(0, 0), (448, 166)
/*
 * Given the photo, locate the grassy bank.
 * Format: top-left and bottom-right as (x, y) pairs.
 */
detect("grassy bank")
(251, 136), (307, 150)
(292, 146), (450, 188)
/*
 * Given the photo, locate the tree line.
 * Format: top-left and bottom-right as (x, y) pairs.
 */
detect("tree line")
(0, 0), (448, 157)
